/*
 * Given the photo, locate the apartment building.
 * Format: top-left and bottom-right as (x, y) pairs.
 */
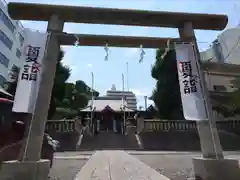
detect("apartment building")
(106, 84), (137, 110)
(198, 27), (240, 118)
(0, 0), (25, 87)
(200, 27), (240, 64)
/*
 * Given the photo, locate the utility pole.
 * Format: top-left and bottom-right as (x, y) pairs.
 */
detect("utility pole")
(126, 62), (129, 91)
(91, 72), (94, 100)
(122, 73), (126, 134)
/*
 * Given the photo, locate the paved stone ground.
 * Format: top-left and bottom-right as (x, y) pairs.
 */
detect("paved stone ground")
(49, 159), (87, 180)
(50, 151), (240, 180)
(135, 154), (197, 180)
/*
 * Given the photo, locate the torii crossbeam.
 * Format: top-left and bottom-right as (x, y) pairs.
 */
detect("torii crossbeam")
(56, 33), (177, 48)
(8, 2), (227, 30)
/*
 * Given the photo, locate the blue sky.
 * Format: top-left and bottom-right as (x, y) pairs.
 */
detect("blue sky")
(7, 0), (240, 108)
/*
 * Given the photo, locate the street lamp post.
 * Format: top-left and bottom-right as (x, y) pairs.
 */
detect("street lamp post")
(126, 62), (129, 91)
(91, 72), (94, 105)
(122, 73), (126, 134)
(90, 72), (94, 133)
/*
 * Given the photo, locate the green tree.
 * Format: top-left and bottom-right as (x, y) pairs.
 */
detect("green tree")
(62, 81), (99, 110)
(48, 49), (71, 119)
(75, 80), (99, 98)
(151, 49), (183, 119)
(62, 82), (87, 110)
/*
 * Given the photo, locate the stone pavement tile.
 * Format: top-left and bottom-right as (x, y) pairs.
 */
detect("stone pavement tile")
(109, 151), (141, 180)
(74, 150), (170, 180)
(75, 151), (110, 180)
(122, 151), (170, 180)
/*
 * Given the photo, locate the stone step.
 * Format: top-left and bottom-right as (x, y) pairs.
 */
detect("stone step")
(79, 132), (140, 151)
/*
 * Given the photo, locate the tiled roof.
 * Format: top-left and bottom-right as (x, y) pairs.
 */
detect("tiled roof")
(95, 96), (122, 100)
(147, 104), (158, 111)
(80, 99), (133, 112)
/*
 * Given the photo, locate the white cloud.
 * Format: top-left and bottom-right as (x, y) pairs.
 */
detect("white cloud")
(131, 89), (145, 96)
(131, 88), (151, 97)
(87, 63), (93, 68)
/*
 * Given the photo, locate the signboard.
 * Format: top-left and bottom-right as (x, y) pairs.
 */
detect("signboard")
(175, 43), (207, 121)
(12, 29), (49, 113)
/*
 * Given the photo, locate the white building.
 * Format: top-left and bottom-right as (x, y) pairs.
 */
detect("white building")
(0, 0), (25, 87)
(199, 27), (240, 93)
(106, 84), (138, 110)
(201, 62), (240, 93)
(200, 27), (240, 64)
(198, 27), (240, 119)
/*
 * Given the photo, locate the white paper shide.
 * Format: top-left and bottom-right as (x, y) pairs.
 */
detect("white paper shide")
(175, 43), (207, 121)
(12, 29), (49, 113)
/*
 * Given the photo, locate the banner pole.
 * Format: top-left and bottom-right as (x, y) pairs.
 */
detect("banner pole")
(191, 43), (220, 159)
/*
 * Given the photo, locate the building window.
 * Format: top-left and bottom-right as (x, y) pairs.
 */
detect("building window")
(0, 30), (13, 50)
(0, 52), (9, 68)
(213, 85), (226, 92)
(0, 9), (15, 33)
(16, 48), (21, 58)
(0, 74), (6, 87)
(19, 33), (24, 46)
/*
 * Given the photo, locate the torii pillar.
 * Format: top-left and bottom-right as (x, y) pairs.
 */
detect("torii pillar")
(0, 15), (63, 180)
(179, 22), (223, 159)
(179, 22), (240, 180)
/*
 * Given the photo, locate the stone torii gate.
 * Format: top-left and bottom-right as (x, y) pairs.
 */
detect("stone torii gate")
(5, 2), (239, 180)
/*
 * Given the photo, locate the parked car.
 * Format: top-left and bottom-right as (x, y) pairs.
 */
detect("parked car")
(0, 98), (57, 167)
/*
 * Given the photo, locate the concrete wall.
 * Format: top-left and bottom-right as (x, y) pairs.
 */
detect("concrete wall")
(138, 120), (240, 151)
(139, 131), (240, 151)
(204, 72), (236, 92)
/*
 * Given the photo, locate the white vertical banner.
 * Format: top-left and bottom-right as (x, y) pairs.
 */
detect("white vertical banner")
(12, 29), (49, 113)
(175, 43), (207, 121)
